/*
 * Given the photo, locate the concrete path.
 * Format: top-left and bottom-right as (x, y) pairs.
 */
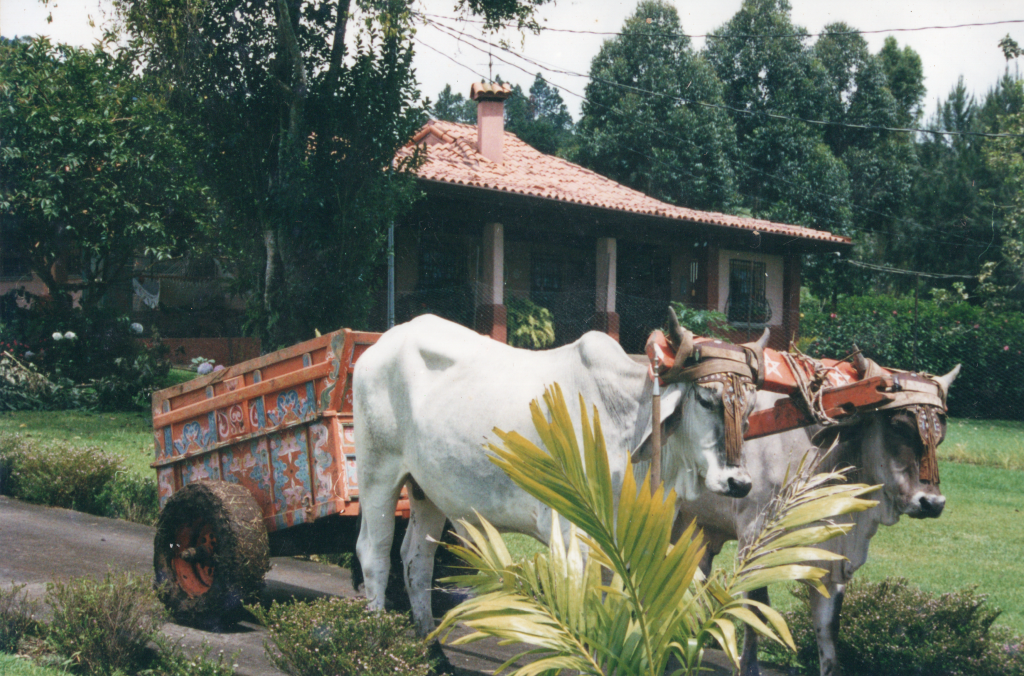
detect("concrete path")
(0, 496), (777, 676)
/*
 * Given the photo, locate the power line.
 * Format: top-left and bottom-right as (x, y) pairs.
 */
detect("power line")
(844, 260), (977, 279)
(418, 11), (1024, 41)
(423, 16), (1024, 140)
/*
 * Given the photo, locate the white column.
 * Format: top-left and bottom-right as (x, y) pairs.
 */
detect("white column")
(596, 237), (616, 313)
(482, 222), (504, 305)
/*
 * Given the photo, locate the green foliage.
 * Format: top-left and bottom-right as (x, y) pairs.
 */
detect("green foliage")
(45, 572), (164, 676)
(115, 0), (432, 348)
(506, 297), (555, 349)
(430, 84), (476, 123)
(0, 585), (40, 654)
(801, 294), (1024, 418)
(141, 645), (238, 676)
(572, 0), (737, 212)
(0, 36), (208, 309)
(762, 578), (1024, 676)
(433, 384), (877, 675)
(250, 597), (434, 676)
(0, 352), (86, 412)
(0, 434), (158, 524)
(670, 302), (731, 339)
(504, 73), (574, 155)
(0, 291), (170, 411)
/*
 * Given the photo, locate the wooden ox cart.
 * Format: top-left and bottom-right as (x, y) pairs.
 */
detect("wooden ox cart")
(150, 329), (388, 623)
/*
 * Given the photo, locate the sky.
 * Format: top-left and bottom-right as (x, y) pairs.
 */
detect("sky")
(2, 0), (1021, 122)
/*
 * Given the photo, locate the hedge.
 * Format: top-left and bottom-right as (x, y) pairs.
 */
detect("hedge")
(800, 296), (1024, 419)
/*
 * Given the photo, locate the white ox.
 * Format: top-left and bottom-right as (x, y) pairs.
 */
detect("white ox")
(354, 314), (765, 636)
(675, 363), (960, 676)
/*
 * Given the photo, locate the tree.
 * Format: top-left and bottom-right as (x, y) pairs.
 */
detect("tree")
(115, 0), (553, 348)
(705, 0), (850, 237)
(504, 73), (574, 155)
(431, 84), (476, 123)
(571, 1), (737, 211)
(878, 36), (926, 128)
(0, 36), (207, 310)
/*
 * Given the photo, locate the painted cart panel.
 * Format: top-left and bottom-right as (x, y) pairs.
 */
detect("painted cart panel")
(151, 329), (406, 534)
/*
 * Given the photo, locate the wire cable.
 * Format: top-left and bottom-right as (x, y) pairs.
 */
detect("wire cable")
(421, 15), (1024, 140)
(417, 11), (1024, 41)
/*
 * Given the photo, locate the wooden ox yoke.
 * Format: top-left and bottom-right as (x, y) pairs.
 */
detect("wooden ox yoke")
(745, 348), (949, 483)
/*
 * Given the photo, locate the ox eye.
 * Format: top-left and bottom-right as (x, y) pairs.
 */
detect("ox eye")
(696, 391), (718, 410)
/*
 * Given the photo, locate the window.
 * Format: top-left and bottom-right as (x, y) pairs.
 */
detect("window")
(727, 259), (772, 325)
(418, 238), (464, 290)
(531, 253), (562, 294)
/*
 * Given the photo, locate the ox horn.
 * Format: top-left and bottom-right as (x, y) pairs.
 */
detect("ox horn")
(741, 328), (769, 388)
(853, 344), (869, 378)
(935, 364), (962, 401)
(666, 308), (695, 362)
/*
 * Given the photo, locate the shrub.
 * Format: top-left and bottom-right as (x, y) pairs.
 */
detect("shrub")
(761, 578), (1024, 676)
(0, 436), (118, 515)
(670, 302), (732, 339)
(0, 435), (158, 524)
(0, 290), (170, 411)
(142, 644), (238, 676)
(250, 597), (434, 676)
(98, 472), (160, 525)
(45, 572), (164, 676)
(0, 585), (39, 654)
(507, 298), (555, 349)
(0, 353), (86, 412)
(801, 295), (1024, 419)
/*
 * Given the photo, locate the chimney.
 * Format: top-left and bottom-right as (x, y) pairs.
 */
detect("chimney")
(470, 82), (512, 163)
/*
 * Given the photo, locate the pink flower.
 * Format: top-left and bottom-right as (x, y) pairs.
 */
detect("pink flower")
(973, 324), (979, 329)
(1005, 346), (1010, 351)
(892, 310), (898, 316)
(830, 313), (837, 319)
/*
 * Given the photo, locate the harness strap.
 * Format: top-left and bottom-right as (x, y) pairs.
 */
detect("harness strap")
(911, 405), (943, 484)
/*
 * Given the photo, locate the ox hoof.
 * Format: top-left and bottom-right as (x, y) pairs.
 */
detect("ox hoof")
(427, 640), (456, 675)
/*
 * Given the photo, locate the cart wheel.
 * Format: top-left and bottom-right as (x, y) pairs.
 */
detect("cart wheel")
(154, 481), (270, 627)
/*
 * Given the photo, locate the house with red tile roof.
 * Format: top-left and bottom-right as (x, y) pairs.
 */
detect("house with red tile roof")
(390, 82), (851, 353)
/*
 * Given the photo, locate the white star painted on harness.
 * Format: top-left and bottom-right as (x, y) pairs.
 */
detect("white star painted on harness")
(764, 352), (782, 379)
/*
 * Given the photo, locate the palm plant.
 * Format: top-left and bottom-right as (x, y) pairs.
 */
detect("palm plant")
(431, 383), (878, 676)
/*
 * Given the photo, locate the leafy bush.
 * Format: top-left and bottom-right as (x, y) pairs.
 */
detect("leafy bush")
(141, 645), (238, 676)
(670, 302), (732, 339)
(250, 597), (434, 676)
(45, 573), (164, 676)
(0, 353), (87, 412)
(801, 295), (1024, 419)
(507, 297), (556, 349)
(761, 578), (1024, 676)
(98, 473), (160, 525)
(0, 584), (39, 654)
(0, 290), (169, 411)
(0, 435), (158, 524)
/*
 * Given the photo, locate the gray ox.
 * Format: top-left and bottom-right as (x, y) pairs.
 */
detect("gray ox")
(354, 314), (766, 636)
(675, 358), (960, 676)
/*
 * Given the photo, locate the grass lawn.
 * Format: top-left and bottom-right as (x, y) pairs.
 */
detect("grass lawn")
(0, 370), (193, 477)
(944, 417), (1024, 471)
(0, 654), (65, 676)
(1, 401), (1020, 635)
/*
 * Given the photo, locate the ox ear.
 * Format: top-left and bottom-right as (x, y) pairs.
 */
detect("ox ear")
(631, 386), (684, 464)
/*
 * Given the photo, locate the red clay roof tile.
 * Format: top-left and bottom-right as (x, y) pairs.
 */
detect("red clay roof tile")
(399, 120), (851, 246)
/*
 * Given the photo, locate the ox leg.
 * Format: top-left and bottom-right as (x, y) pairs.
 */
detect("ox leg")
(809, 582), (846, 676)
(356, 480), (404, 614)
(739, 586), (769, 676)
(401, 491), (449, 638)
